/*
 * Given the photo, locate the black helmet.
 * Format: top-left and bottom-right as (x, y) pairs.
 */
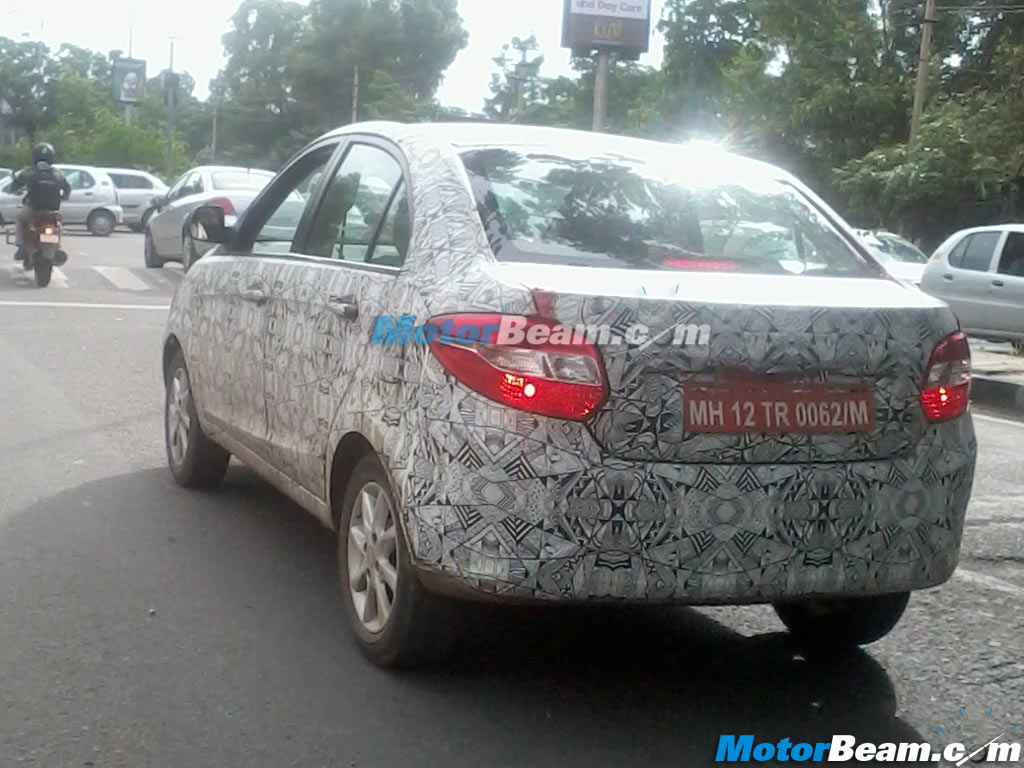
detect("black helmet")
(32, 142), (55, 165)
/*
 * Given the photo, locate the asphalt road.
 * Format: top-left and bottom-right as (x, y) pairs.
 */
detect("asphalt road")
(1, 233), (1022, 767)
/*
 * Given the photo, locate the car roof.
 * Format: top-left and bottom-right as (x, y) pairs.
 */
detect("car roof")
(322, 121), (797, 183)
(192, 165), (275, 175)
(103, 167), (160, 177)
(951, 223), (1024, 235)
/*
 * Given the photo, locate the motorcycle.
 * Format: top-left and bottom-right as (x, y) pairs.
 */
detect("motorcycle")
(11, 210), (68, 287)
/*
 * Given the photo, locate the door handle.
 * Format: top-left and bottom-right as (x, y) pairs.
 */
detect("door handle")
(328, 296), (359, 321)
(992, 279), (1005, 287)
(83, 191), (94, 197)
(942, 274), (954, 282)
(240, 286), (268, 303)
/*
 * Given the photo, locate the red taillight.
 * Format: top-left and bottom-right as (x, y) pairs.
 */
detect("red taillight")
(426, 314), (608, 421)
(207, 196), (236, 216)
(43, 226), (54, 235)
(920, 331), (971, 423)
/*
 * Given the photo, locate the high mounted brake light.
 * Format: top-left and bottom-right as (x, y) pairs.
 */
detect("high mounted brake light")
(426, 314), (608, 422)
(920, 331), (971, 423)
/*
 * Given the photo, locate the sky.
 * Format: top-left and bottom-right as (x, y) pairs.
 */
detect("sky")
(0, 0), (667, 112)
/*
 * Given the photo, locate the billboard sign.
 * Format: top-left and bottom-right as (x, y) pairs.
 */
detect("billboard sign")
(111, 58), (146, 104)
(562, 0), (652, 54)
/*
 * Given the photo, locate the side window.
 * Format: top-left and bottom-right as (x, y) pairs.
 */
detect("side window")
(997, 233), (1024, 277)
(947, 236), (969, 267)
(176, 172), (202, 199)
(368, 182), (411, 268)
(65, 170), (95, 190)
(108, 173), (127, 188)
(136, 175), (154, 190)
(304, 144), (405, 264)
(242, 146), (336, 255)
(958, 231), (1001, 272)
(166, 173), (188, 200)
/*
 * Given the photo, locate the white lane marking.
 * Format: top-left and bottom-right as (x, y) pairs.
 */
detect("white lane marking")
(955, 568), (1024, 598)
(51, 266), (69, 288)
(973, 413), (1024, 429)
(0, 300), (169, 310)
(93, 266), (152, 291)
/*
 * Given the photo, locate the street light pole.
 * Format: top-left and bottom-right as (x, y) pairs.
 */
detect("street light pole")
(166, 39), (176, 181)
(909, 0), (936, 148)
(592, 49), (610, 132)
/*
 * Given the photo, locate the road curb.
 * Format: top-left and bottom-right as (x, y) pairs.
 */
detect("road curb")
(971, 375), (1024, 412)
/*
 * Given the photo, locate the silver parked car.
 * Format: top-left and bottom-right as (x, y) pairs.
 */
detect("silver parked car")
(163, 122), (976, 667)
(855, 230), (929, 285)
(0, 164), (124, 235)
(104, 168), (169, 232)
(0, 168), (11, 181)
(920, 224), (1024, 343)
(144, 165), (275, 270)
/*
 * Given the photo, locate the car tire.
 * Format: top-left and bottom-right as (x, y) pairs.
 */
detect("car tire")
(164, 349), (230, 489)
(338, 454), (457, 668)
(87, 210), (116, 237)
(140, 208), (154, 231)
(144, 230), (163, 269)
(773, 592), (911, 649)
(182, 230), (198, 273)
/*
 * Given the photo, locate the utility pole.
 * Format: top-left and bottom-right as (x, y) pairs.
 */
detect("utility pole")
(909, 0), (936, 148)
(211, 103), (219, 163)
(352, 66), (359, 123)
(592, 49), (610, 132)
(166, 39), (177, 181)
(124, 28), (136, 127)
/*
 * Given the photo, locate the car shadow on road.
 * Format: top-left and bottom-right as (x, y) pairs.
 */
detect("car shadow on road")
(0, 465), (930, 767)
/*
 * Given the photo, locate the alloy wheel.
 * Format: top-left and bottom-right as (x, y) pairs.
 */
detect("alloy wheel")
(347, 482), (399, 634)
(167, 368), (192, 466)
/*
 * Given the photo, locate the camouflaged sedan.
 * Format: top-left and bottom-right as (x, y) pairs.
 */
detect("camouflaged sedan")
(162, 122), (977, 667)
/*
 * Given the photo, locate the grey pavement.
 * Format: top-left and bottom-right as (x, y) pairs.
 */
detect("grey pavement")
(0, 236), (1022, 767)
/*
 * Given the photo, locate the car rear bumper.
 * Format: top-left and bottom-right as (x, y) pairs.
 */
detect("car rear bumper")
(403, 416), (976, 604)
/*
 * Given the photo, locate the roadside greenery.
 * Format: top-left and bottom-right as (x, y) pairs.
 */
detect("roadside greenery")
(1, 0), (1023, 247)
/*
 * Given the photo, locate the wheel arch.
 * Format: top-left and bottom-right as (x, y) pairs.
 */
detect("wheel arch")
(162, 334), (183, 385)
(328, 432), (378, 530)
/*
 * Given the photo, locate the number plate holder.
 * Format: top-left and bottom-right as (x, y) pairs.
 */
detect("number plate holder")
(39, 232), (59, 244)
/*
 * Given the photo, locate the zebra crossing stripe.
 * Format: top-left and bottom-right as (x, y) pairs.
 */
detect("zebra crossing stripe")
(93, 266), (152, 291)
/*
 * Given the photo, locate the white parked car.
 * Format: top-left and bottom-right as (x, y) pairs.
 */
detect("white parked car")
(104, 168), (169, 231)
(0, 164), (124, 236)
(855, 230), (929, 284)
(921, 223), (1024, 343)
(144, 165), (276, 270)
(162, 122), (977, 667)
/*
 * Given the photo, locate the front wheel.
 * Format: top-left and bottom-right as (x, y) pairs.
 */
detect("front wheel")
(165, 350), (230, 488)
(338, 454), (457, 668)
(33, 258), (52, 287)
(773, 592), (911, 649)
(182, 230), (199, 272)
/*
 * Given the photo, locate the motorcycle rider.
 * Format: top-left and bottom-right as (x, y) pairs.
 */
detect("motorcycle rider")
(9, 143), (71, 264)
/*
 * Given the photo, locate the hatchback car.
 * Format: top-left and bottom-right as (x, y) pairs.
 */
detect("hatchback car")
(104, 168), (169, 231)
(145, 165), (275, 271)
(921, 224), (1024, 345)
(163, 122), (977, 667)
(0, 164), (123, 235)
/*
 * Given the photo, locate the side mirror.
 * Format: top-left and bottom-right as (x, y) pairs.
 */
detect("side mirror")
(190, 204), (229, 244)
(151, 195), (166, 210)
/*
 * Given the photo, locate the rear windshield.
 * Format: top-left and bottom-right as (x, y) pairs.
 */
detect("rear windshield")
(212, 171), (273, 191)
(461, 147), (873, 276)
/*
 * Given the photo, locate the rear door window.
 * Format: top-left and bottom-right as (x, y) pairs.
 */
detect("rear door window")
(997, 233), (1024, 276)
(460, 147), (874, 276)
(956, 232), (1001, 272)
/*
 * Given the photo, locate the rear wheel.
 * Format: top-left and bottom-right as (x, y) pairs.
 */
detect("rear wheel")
(33, 258), (52, 287)
(338, 454), (456, 668)
(164, 350), (230, 489)
(144, 230), (162, 269)
(773, 592), (911, 649)
(87, 210), (116, 237)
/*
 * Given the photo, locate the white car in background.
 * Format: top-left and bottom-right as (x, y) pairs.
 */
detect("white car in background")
(856, 230), (929, 284)
(144, 165), (276, 271)
(0, 164), (124, 236)
(104, 168), (169, 232)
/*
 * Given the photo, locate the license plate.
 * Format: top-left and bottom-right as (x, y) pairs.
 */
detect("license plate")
(683, 380), (875, 434)
(39, 233), (59, 244)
